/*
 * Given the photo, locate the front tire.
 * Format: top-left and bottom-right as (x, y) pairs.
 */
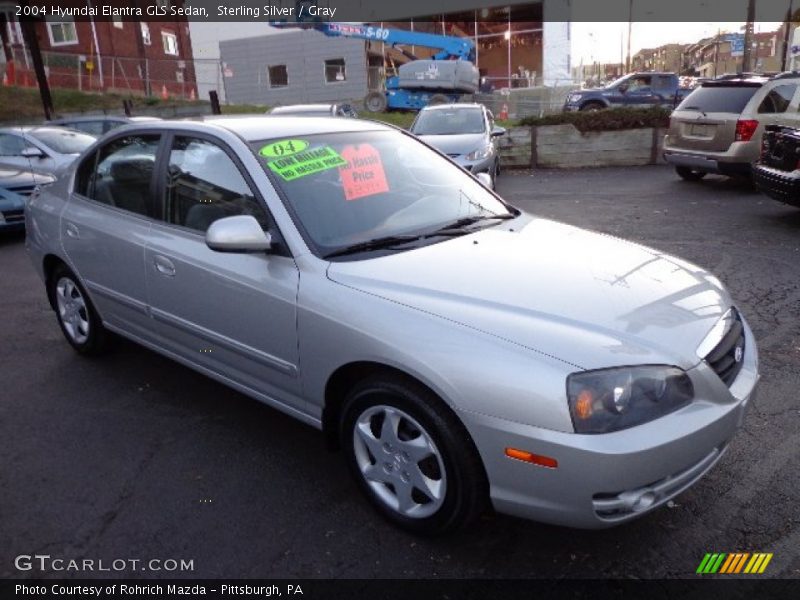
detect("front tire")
(579, 101), (605, 112)
(340, 375), (487, 535)
(364, 91), (387, 113)
(49, 265), (108, 355)
(675, 166), (707, 181)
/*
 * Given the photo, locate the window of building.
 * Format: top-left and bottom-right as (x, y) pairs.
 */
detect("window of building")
(325, 58), (346, 83)
(268, 65), (288, 88)
(77, 135), (161, 218)
(164, 137), (269, 233)
(162, 31), (179, 56)
(46, 19), (78, 46)
(140, 22), (151, 46)
(112, 16), (123, 29)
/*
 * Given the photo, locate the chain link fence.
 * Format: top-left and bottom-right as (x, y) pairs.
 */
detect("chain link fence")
(5, 47), (225, 102)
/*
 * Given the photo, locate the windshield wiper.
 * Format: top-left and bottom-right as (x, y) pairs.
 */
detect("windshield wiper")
(432, 213), (515, 234)
(323, 235), (424, 259)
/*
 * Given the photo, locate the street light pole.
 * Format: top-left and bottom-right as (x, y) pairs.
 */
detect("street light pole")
(626, 0), (633, 73)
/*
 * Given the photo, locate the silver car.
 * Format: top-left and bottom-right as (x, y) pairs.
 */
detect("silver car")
(409, 103), (505, 188)
(0, 126), (96, 177)
(26, 117), (758, 534)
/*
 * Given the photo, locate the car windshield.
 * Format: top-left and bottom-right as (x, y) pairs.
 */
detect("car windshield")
(29, 128), (96, 154)
(250, 130), (513, 258)
(411, 108), (485, 135)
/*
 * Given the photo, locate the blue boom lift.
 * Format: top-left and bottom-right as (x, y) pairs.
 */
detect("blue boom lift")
(270, 22), (480, 112)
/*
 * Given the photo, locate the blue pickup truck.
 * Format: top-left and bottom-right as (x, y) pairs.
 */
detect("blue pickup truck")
(564, 72), (691, 112)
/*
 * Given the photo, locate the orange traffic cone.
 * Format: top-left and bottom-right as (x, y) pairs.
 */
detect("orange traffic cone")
(499, 103), (509, 120)
(2, 73), (8, 86)
(160, 84), (169, 100)
(189, 88), (196, 101)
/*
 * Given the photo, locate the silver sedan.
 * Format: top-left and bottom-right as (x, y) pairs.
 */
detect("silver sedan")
(26, 117), (758, 534)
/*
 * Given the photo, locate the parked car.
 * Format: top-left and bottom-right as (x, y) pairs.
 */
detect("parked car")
(0, 186), (27, 232)
(409, 103), (504, 188)
(268, 103), (358, 118)
(753, 124), (800, 207)
(49, 115), (161, 137)
(0, 164), (56, 198)
(663, 73), (800, 181)
(563, 72), (690, 112)
(27, 116), (758, 534)
(0, 126), (96, 177)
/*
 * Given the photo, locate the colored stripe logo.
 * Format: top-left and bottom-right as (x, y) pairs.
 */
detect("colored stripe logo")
(696, 553), (773, 574)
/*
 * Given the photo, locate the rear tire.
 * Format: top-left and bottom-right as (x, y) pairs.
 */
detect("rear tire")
(364, 91), (387, 113)
(428, 94), (450, 106)
(49, 265), (108, 355)
(340, 375), (487, 535)
(675, 166), (707, 182)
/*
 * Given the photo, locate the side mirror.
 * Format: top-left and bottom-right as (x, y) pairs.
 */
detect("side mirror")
(476, 172), (493, 188)
(21, 147), (45, 158)
(205, 215), (272, 253)
(491, 126), (506, 137)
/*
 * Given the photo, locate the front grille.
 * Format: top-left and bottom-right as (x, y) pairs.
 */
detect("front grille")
(1, 209), (24, 224)
(705, 308), (746, 386)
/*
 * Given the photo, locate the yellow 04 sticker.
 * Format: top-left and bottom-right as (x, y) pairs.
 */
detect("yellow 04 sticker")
(259, 139), (309, 159)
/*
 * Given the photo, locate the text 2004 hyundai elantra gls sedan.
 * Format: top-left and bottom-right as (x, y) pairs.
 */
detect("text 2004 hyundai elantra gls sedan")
(26, 117), (758, 534)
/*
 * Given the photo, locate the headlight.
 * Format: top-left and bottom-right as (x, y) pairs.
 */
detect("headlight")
(568, 94), (582, 102)
(566, 366), (693, 434)
(466, 145), (493, 161)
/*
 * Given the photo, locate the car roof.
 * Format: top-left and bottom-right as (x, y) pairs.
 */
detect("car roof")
(0, 125), (86, 134)
(270, 104), (336, 113)
(130, 115), (392, 142)
(419, 103), (484, 112)
(52, 115), (161, 123)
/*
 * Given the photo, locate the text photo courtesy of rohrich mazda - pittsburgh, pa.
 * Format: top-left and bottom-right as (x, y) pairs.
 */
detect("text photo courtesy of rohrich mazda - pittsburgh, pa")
(1, 0), (798, 597)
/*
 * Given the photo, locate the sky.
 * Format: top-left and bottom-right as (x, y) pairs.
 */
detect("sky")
(571, 22), (783, 65)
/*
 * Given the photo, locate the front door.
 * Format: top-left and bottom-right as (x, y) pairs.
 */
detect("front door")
(144, 134), (303, 411)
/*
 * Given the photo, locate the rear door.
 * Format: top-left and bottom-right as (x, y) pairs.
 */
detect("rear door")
(61, 132), (162, 337)
(143, 132), (303, 411)
(668, 83), (762, 153)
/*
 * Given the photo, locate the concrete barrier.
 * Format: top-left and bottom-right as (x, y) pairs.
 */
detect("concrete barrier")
(498, 124), (668, 169)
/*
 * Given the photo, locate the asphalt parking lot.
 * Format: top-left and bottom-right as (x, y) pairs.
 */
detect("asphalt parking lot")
(2, 165), (799, 580)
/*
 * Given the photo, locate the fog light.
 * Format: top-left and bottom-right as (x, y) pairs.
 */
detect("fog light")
(632, 491), (656, 512)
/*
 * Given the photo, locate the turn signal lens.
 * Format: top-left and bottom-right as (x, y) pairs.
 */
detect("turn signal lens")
(574, 389), (594, 419)
(505, 448), (558, 469)
(735, 119), (759, 142)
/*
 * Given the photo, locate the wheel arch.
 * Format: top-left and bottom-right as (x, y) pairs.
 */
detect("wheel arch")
(580, 98), (608, 110)
(42, 254), (68, 310)
(322, 361), (477, 457)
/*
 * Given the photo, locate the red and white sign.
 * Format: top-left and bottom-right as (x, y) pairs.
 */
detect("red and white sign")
(338, 144), (389, 201)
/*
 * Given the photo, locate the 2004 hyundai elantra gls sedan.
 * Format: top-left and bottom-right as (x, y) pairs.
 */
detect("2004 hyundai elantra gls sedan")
(26, 117), (758, 534)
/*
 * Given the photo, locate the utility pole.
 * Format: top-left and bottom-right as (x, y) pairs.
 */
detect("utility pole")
(782, 0), (795, 71)
(18, 6), (53, 120)
(626, 0), (633, 73)
(742, 0), (756, 73)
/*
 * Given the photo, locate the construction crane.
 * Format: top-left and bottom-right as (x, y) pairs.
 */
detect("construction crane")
(270, 21), (479, 112)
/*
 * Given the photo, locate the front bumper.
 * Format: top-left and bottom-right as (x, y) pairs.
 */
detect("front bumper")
(461, 321), (759, 529)
(752, 164), (800, 207)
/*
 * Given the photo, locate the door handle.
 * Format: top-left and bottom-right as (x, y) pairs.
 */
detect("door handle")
(65, 222), (80, 239)
(153, 255), (176, 277)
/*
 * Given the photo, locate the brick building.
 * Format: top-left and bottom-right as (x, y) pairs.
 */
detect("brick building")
(0, 1), (196, 97)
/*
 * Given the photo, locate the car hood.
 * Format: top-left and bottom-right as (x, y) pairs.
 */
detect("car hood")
(417, 133), (486, 156)
(327, 216), (731, 370)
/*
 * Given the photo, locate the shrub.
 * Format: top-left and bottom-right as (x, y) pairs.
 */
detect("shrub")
(519, 106), (670, 132)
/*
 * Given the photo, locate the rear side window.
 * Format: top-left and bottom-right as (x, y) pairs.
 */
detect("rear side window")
(758, 84), (797, 114)
(77, 134), (160, 218)
(677, 85), (760, 114)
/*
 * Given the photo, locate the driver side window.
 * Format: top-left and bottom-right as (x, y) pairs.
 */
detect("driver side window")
(164, 136), (270, 233)
(0, 133), (27, 156)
